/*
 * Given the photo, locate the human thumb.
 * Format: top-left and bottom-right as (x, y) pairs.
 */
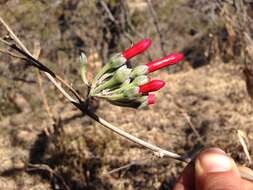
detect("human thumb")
(195, 148), (242, 190)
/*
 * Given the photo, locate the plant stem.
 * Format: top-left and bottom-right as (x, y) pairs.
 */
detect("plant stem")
(0, 16), (188, 163)
(86, 109), (189, 162)
(2, 16), (253, 182)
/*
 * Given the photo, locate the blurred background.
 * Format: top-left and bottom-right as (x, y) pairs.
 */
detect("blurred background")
(0, 0), (253, 189)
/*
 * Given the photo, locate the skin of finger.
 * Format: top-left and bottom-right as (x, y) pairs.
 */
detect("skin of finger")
(173, 166), (253, 190)
(195, 148), (249, 190)
(173, 163), (195, 190)
(238, 165), (253, 189)
(242, 179), (253, 190)
(173, 148), (253, 190)
(195, 157), (253, 190)
(196, 172), (243, 190)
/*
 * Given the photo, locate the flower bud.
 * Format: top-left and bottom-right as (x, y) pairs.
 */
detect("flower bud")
(101, 84), (139, 101)
(123, 85), (140, 99)
(147, 94), (155, 105)
(79, 52), (89, 85)
(131, 65), (149, 78)
(112, 79), (164, 99)
(92, 66), (131, 94)
(107, 75), (148, 95)
(91, 53), (127, 88)
(120, 80), (164, 98)
(132, 75), (149, 86)
(109, 94), (155, 109)
(109, 53), (127, 68)
(137, 94), (155, 109)
(114, 65), (132, 83)
(145, 53), (184, 73)
(139, 80), (165, 94)
(122, 39), (151, 60)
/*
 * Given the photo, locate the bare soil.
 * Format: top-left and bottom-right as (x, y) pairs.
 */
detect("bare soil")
(0, 60), (253, 189)
(1, 0), (253, 189)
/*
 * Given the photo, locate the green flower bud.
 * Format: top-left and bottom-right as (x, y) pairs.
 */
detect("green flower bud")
(105, 79), (131, 95)
(123, 85), (139, 99)
(91, 53), (127, 88)
(109, 53), (127, 68)
(131, 65), (148, 78)
(132, 75), (149, 86)
(120, 79), (131, 88)
(96, 72), (115, 85)
(137, 97), (149, 109)
(79, 52), (89, 85)
(107, 75), (148, 95)
(91, 66), (131, 95)
(114, 65), (131, 83)
(99, 83), (139, 101)
(137, 94), (155, 109)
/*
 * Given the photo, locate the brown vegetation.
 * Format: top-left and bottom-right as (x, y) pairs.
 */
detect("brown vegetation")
(0, 0), (253, 189)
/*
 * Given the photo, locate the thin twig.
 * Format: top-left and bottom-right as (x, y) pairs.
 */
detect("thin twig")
(104, 157), (151, 175)
(0, 17), (81, 103)
(0, 16), (187, 163)
(0, 36), (12, 46)
(99, 0), (118, 23)
(86, 109), (188, 162)
(99, 0), (153, 60)
(237, 130), (252, 164)
(27, 163), (70, 190)
(145, 0), (166, 56)
(33, 42), (56, 123)
(0, 47), (25, 59)
(1, 16), (253, 182)
(10, 43), (83, 102)
(98, 0), (133, 42)
(182, 112), (204, 144)
(168, 94), (204, 144)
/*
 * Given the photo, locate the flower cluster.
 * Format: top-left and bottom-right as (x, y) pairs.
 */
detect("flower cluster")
(89, 39), (184, 109)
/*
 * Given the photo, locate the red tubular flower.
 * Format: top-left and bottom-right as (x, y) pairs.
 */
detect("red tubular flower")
(139, 80), (165, 94)
(122, 39), (151, 60)
(145, 53), (184, 73)
(147, 94), (155, 105)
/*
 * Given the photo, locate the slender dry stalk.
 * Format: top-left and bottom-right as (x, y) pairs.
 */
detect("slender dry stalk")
(0, 17), (81, 102)
(98, 0), (134, 42)
(0, 48), (25, 59)
(237, 130), (252, 164)
(145, 0), (166, 56)
(32, 42), (56, 136)
(27, 163), (70, 190)
(98, 0), (155, 64)
(1, 16), (253, 182)
(0, 16), (187, 163)
(86, 109), (187, 162)
(168, 94), (204, 144)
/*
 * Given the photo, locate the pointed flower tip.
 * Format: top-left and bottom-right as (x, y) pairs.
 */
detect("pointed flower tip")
(139, 79), (165, 93)
(147, 94), (155, 105)
(171, 52), (184, 62)
(122, 38), (152, 60)
(146, 52), (184, 73)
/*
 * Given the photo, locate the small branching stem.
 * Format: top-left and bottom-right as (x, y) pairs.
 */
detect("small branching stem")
(1, 16), (253, 181)
(0, 16), (187, 163)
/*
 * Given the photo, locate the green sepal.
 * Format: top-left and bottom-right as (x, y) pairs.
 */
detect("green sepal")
(91, 53), (127, 88)
(79, 52), (89, 85)
(91, 66), (131, 95)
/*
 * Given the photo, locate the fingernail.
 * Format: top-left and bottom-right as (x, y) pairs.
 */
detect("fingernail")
(196, 148), (233, 174)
